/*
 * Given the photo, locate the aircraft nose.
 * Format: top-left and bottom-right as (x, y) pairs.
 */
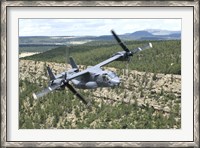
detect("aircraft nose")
(112, 78), (120, 86)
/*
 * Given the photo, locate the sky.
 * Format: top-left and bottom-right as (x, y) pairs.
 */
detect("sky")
(19, 19), (181, 36)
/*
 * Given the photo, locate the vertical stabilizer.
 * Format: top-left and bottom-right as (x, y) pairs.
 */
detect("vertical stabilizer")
(69, 57), (78, 69)
(47, 66), (55, 80)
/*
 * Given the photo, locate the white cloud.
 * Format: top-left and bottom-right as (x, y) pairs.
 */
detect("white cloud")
(19, 19), (181, 36)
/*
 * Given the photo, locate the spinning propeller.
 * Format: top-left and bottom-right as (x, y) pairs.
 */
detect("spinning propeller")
(111, 30), (152, 79)
(111, 30), (152, 61)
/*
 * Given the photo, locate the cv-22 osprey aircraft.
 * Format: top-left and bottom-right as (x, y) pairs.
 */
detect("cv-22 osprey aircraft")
(33, 30), (152, 106)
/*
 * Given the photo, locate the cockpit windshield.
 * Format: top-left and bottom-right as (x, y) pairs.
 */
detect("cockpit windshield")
(102, 72), (117, 82)
(108, 72), (117, 79)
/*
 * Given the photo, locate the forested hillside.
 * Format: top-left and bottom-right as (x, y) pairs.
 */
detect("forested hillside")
(19, 60), (181, 129)
(22, 40), (181, 75)
(19, 39), (181, 129)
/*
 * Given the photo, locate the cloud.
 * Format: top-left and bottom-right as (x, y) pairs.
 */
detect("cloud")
(19, 19), (181, 36)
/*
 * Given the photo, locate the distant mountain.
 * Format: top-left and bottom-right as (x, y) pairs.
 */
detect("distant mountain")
(19, 29), (181, 46)
(121, 31), (153, 40)
(94, 35), (114, 41)
(121, 29), (181, 40)
(169, 33), (181, 38)
(144, 29), (181, 35)
(130, 31), (153, 37)
(93, 29), (181, 41)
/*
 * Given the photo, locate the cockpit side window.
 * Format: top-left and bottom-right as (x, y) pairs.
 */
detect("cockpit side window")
(102, 74), (109, 81)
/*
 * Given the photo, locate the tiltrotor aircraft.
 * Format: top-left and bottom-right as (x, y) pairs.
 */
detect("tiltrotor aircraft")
(33, 30), (152, 106)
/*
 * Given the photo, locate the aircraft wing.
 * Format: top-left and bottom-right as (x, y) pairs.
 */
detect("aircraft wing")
(66, 54), (122, 80)
(95, 54), (122, 68)
(67, 69), (90, 81)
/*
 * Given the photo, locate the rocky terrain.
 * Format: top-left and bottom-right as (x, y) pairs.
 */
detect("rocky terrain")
(20, 60), (181, 113)
(19, 60), (181, 129)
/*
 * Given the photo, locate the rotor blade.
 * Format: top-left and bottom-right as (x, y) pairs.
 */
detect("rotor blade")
(139, 42), (152, 51)
(66, 83), (90, 106)
(132, 42), (153, 54)
(111, 30), (130, 52)
(64, 72), (67, 80)
(33, 84), (60, 99)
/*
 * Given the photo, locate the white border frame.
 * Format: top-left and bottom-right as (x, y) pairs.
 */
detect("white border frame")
(0, 1), (199, 145)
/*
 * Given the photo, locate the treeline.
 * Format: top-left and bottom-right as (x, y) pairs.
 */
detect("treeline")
(22, 40), (181, 74)
(19, 45), (58, 53)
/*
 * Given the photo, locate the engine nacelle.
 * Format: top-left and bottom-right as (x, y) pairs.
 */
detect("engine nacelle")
(85, 81), (98, 89)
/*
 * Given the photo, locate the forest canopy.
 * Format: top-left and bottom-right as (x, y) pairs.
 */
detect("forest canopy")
(22, 40), (181, 75)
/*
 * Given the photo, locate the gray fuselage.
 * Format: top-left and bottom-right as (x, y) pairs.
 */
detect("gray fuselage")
(71, 67), (120, 89)
(55, 67), (120, 89)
